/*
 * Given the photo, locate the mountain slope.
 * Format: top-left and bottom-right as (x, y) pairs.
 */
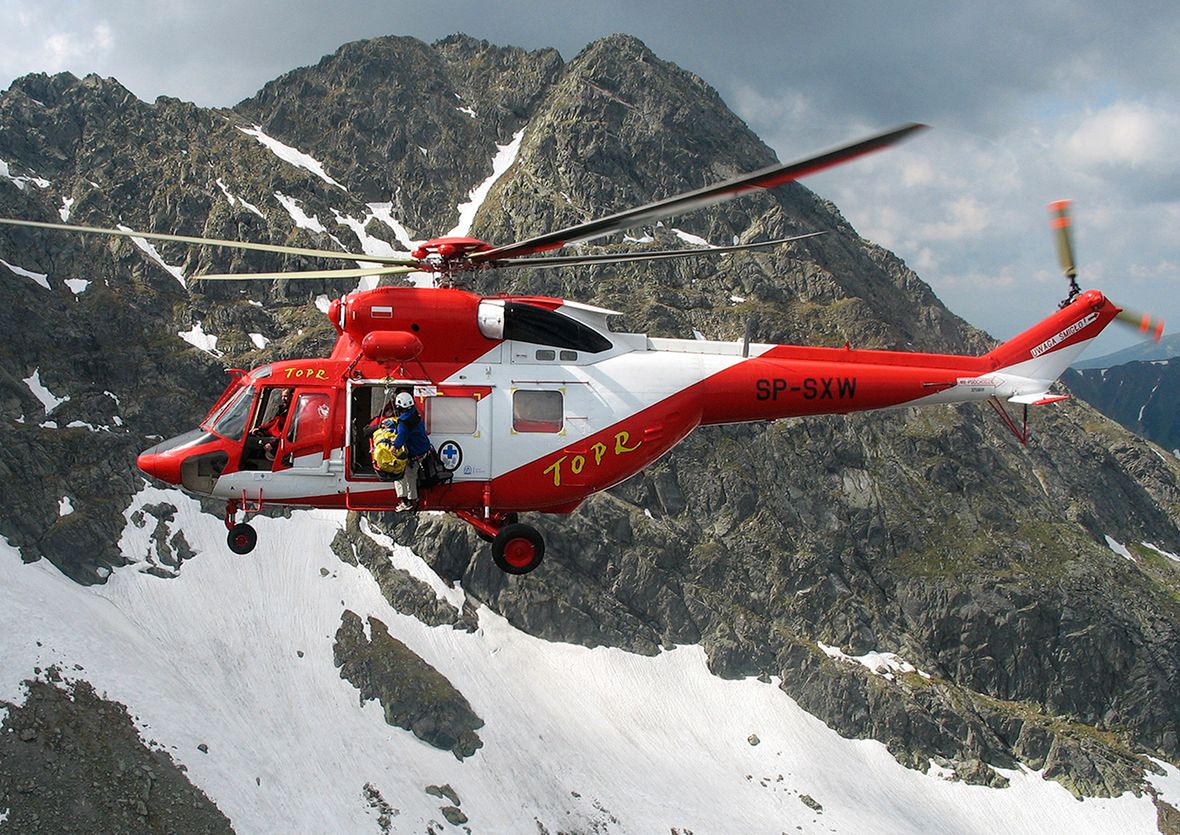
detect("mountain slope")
(1, 32), (1179, 830)
(1064, 360), (1180, 454)
(4, 496), (1178, 832)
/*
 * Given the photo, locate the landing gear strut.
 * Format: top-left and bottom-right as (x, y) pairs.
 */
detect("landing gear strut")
(454, 510), (545, 574)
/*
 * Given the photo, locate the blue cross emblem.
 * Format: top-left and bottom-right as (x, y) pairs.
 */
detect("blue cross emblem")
(438, 441), (463, 471)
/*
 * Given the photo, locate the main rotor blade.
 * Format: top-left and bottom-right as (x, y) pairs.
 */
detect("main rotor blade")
(471, 123), (926, 263)
(491, 231), (826, 269)
(0, 217), (420, 266)
(193, 265), (421, 281)
(1048, 199), (1077, 279)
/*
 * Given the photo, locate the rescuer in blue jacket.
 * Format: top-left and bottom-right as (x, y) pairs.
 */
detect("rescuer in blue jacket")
(391, 390), (431, 509)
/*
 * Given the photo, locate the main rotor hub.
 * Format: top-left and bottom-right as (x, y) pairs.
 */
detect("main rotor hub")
(411, 237), (493, 271)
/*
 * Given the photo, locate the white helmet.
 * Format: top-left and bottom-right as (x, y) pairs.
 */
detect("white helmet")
(394, 391), (414, 411)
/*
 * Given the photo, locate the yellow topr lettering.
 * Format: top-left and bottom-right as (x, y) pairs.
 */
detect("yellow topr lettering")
(284, 367), (327, 380)
(542, 431), (644, 488)
(614, 430), (641, 454)
(544, 456), (567, 487)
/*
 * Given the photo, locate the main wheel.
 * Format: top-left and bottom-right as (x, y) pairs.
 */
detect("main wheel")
(227, 522), (258, 555)
(491, 523), (545, 574)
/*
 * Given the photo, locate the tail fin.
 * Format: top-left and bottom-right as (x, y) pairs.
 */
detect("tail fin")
(985, 289), (1119, 382)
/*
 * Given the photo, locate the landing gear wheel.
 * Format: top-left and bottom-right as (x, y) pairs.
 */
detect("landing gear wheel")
(491, 523), (545, 574)
(475, 513), (519, 543)
(227, 522), (258, 555)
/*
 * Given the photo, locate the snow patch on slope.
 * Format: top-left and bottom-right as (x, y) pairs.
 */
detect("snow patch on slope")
(358, 517), (462, 612)
(118, 224), (186, 287)
(1148, 757), (1180, 811)
(1143, 542), (1180, 562)
(238, 126), (345, 190)
(818, 642), (931, 681)
(329, 208), (418, 291)
(216, 178), (266, 218)
(274, 192), (326, 234)
(1104, 535), (1136, 562)
(0, 157), (49, 191)
(365, 203), (417, 251)
(447, 128), (525, 237)
(0, 257), (50, 289)
(671, 228), (716, 248)
(178, 322), (222, 356)
(23, 369), (69, 414)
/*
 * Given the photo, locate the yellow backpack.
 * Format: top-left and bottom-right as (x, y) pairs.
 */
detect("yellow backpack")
(371, 420), (408, 476)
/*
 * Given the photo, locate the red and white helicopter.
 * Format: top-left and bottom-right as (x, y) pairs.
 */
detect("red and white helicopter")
(1, 125), (1164, 574)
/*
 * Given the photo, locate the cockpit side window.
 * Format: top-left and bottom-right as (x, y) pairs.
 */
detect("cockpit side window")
(503, 303), (612, 353)
(203, 384), (255, 441)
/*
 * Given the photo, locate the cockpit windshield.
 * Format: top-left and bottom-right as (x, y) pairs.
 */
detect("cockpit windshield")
(202, 383), (255, 441)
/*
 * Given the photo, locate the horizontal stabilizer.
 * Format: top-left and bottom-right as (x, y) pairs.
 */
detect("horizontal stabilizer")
(1009, 393), (1070, 405)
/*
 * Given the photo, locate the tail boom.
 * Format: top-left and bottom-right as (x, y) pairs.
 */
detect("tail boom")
(695, 290), (1119, 423)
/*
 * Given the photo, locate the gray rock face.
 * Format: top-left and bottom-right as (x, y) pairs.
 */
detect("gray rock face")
(333, 610), (483, 759)
(0, 676), (233, 833)
(1, 31), (1178, 800)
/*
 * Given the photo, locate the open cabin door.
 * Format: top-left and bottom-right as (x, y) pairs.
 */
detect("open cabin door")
(345, 382), (493, 483)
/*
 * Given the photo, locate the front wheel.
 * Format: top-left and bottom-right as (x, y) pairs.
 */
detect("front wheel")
(491, 523), (545, 574)
(227, 522), (258, 555)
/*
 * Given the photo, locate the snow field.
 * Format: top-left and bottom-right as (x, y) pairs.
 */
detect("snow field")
(0, 483), (1166, 832)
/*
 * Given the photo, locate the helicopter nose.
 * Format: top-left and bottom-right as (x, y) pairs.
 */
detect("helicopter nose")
(136, 428), (215, 486)
(136, 449), (184, 485)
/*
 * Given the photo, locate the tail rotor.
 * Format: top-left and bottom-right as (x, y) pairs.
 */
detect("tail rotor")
(1048, 199), (1164, 342)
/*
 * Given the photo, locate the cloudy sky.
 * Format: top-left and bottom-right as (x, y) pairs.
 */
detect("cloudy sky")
(3, 0), (1178, 352)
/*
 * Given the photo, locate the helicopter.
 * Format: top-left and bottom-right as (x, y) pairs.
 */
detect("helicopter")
(0, 124), (1164, 574)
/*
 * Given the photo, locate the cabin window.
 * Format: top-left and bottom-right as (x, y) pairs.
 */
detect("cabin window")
(288, 392), (331, 444)
(559, 350), (577, 361)
(427, 396), (478, 435)
(535, 349), (555, 361)
(513, 390), (563, 433)
(503, 302), (612, 353)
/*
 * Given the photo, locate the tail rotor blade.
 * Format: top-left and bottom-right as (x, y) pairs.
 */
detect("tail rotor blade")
(1048, 199), (1077, 280)
(1114, 307), (1165, 342)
